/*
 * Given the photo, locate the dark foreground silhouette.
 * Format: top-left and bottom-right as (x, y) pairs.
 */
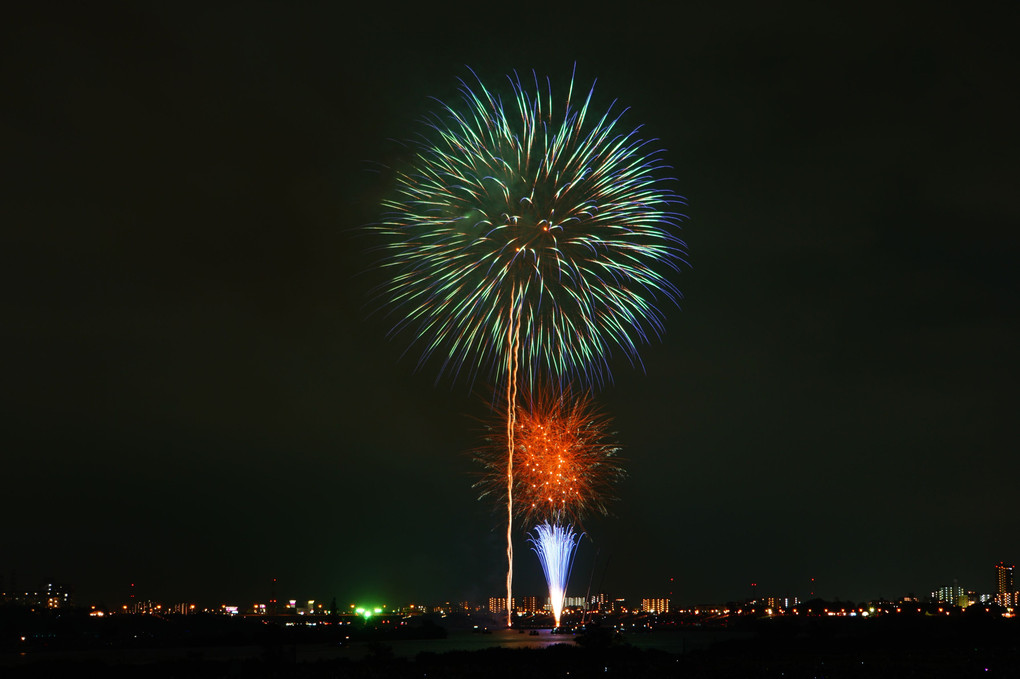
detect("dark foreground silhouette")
(2, 615), (1018, 677)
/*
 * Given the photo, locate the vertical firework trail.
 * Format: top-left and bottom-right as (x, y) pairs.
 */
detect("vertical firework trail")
(505, 288), (521, 627)
(529, 522), (583, 628)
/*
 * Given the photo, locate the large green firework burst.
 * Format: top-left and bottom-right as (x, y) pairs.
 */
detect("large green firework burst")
(375, 67), (687, 390)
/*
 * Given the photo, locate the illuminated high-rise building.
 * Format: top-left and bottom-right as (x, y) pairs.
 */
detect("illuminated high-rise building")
(641, 598), (669, 614)
(995, 562), (1015, 607)
(934, 581), (964, 606)
(488, 597), (514, 614)
(996, 562), (1014, 594)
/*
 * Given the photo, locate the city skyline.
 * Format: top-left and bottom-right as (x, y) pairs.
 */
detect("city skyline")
(4, 557), (1017, 614)
(2, 4), (1016, 609)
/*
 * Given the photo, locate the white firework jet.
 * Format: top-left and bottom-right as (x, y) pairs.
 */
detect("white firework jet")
(528, 522), (583, 628)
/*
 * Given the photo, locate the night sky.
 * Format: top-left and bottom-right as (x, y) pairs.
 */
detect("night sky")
(3, 3), (1017, 609)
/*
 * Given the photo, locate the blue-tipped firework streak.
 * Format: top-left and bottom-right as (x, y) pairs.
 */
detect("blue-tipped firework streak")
(529, 522), (583, 628)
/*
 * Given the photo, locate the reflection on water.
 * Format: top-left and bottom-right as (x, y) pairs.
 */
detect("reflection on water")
(298, 629), (571, 661)
(4, 627), (745, 667)
(296, 627), (739, 662)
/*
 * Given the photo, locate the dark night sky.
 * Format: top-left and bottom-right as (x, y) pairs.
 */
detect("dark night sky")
(2, 2), (1017, 609)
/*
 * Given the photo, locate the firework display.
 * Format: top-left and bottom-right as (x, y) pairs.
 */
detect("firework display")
(476, 389), (623, 626)
(529, 522), (583, 628)
(475, 389), (624, 526)
(375, 66), (686, 390)
(376, 67), (683, 627)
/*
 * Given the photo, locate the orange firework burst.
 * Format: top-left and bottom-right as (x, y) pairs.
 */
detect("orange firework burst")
(475, 389), (624, 526)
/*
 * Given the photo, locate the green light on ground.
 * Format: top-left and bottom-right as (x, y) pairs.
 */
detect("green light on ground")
(353, 605), (385, 619)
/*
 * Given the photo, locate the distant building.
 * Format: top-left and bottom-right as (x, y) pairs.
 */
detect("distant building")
(541, 595), (586, 613)
(642, 598), (669, 614)
(517, 596), (539, 613)
(996, 562), (1015, 607)
(765, 596), (799, 611)
(996, 562), (1014, 594)
(436, 601), (475, 613)
(44, 581), (72, 609)
(488, 597), (514, 614)
(934, 583), (964, 606)
(3, 580), (74, 609)
(971, 591), (994, 605)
